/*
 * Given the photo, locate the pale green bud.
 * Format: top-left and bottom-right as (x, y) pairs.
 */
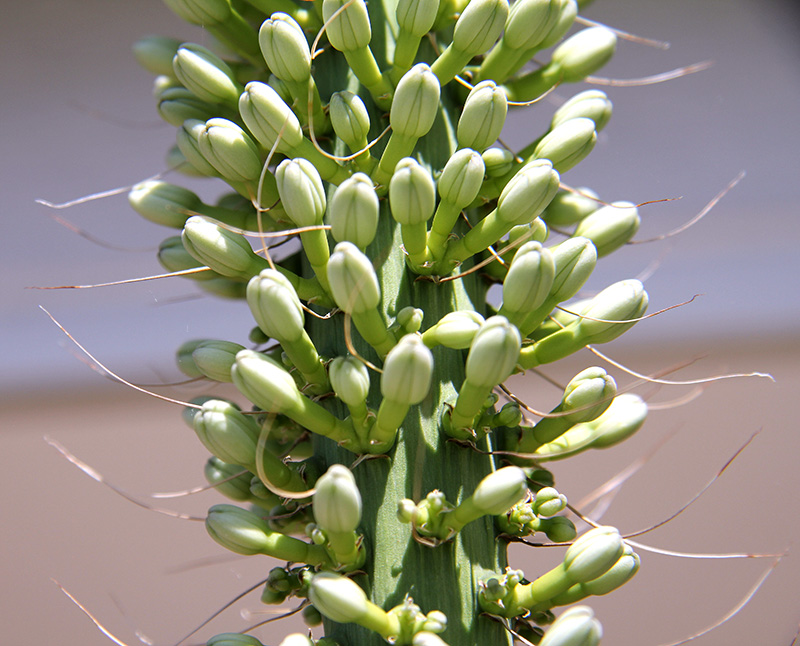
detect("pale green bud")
(173, 43), (241, 105)
(539, 606), (602, 646)
(538, 515), (577, 542)
(452, 0), (509, 56)
(313, 464), (363, 533)
(533, 117), (596, 173)
(279, 635), (314, 646)
(502, 242), (556, 315)
(471, 466), (528, 515)
(308, 572), (369, 623)
(538, 0), (577, 49)
(329, 91), (371, 152)
(166, 143), (209, 177)
(565, 526), (625, 583)
(552, 90), (613, 132)
(465, 316), (521, 388)
(193, 399), (259, 467)
(412, 633), (449, 646)
(422, 610), (448, 633)
(193, 340), (245, 382)
(232, 349), (301, 414)
(329, 356), (371, 406)
(580, 542), (639, 596)
(204, 456), (253, 502)
(129, 180), (201, 228)
(391, 64), (441, 139)
(182, 215), (264, 278)
(198, 118), (262, 183)
(258, 14), (311, 83)
(532, 487), (567, 517)
(205, 504), (273, 555)
(561, 367), (616, 423)
(133, 35), (182, 77)
(505, 0), (564, 51)
(239, 81), (304, 152)
(542, 188), (599, 227)
(573, 201), (640, 257)
(246, 269), (305, 343)
(275, 158), (326, 227)
(156, 86), (217, 127)
(575, 279), (648, 344)
(438, 148), (486, 206)
(396, 0), (439, 36)
(548, 236), (597, 302)
(457, 81), (508, 152)
(588, 393), (647, 448)
(327, 242), (381, 314)
(552, 26), (617, 82)
(163, 0), (231, 24)
(329, 173), (380, 248)
(389, 158), (436, 225)
(207, 633), (264, 646)
(176, 119), (219, 176)
(381, 334), (434, 405)
(176, 338), (206, 377)
(497, 159), (560, 226)
(422, 310), (485, 349)
(322, 0), (371, 51)
(482, 147), (514, 178)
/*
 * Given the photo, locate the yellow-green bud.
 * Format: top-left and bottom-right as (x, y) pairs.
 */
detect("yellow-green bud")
(279, 635), (314, 646)
(129, 180), (201, 228)
(574, 279), (648, 344)
(471, 466), (528, 515)
(322, 0), (372, 51)
(193, 340), (245, 382)
(327, 242), (381, 314)
(533, 117), (597, 173)
(198, 118), (263, 183)
(275, 158), (326, 227)
(176, 338), (206, 377)
(538, 0), (577, 49)
(329, 91), (371, 152)
(532, 487), (567, 517)
(573, 201), (640, 257)
(465, 316), (521, 388)
(193, 399), (259, 467)
(422, 311), (485, 349)
(438, 148), (486, 206)
(231, 349), (301, 414)
(156, 86), (217, 127)
(501, 241), (556, 316)
(548, 236), (597, 302)
(313, 464), (363, 533)
(580, 543), (639, 595)
(207, 633), (264, 646)
(561, 367), (616, 423)
(246, 269), (305, 342)
(396, 0), (439, 36)
(133, 35), (182, 77)
(497, 159), (560, 225)
(412, 633), (449, 646)
(205, 504), (272, 556)
(381, 334), (434, 405)
(239, 81), (304, 152)
(564, 526), (625, 583)
(389, 158), (436, 225)
(329, 173), (380, 248)
(504, 0), (563, 51)
(552, 90), (613, 132)
(163, 0), (231, 24)
(482, 147), (514, 177)
(204, 456), (253, 502)
(176, 118), (219, 176)
(258, 13), (311, 83)
(182, 215), (265, 279)
(552, 26), (617, 82)
(308, 572), (369, 623)
(539, 606), (602, 646)
(391, 63), (441, 139)
(588, 393), (647, 448)
(173, 43), (241, 105)
(452, 0), (508, 56)
(457, 81), (508, 152)
(542, 188), (599, 227)
(329, 356), (371, 406)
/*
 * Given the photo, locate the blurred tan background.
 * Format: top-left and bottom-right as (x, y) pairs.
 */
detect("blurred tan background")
(2, 0), (799, 644)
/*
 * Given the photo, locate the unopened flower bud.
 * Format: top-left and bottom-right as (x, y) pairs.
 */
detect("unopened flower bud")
(313, 464), (363, 533)
(497, 160), (560, 226)
(452, 0), (508, 56)
(542, 188), (599, 227)
(193, 399), (259, 467)
(381, 334), (434, 405)
(538, 0), (577, 49)
(205, 504), (273, 555)
(548, 236), (597, 302)
(438, 149), (486, 206)
(247, 269), (305, 342)
(501, 242), (556, 317)
(412, 633), (449, 646)
(575, 279), (648, 344)
(588, 393), (647, 448)
(173, 43), (241, 105)
(396, 0), (439, 36)
(390, 158), (436, 225)
(207, 633), (264, 646)
(275, 158), (326, 227)
(239, 81), (304, 152)
(504, 0), (564, 51)
(129, 180), (201, 228)
(552, 90), (613, 132)
(329, 173), (380, 248)
(532, 487), (567, 517)
(539, 606), (602, 646)
(232, 349), (301, 414)
(133, 35), (182, 77)
(574, 201), (640, 257)
(163, 0), (231, 24)
(327, 242), (381, 314)
(471, 466), (529, 515)
(259, 14), (311, 83)
(565, 526), (625, 583)
(198, 118), (262, 183)
(561, 367), (616, 423)
(465, 316), (521, 388)
(279, 635), (314, 646)
(533, 117), (596, 173)
(482, 147), (514, 177)
(204, 456), (253, 502)
(391, 64), (441, 139)
(457, 81), (508, 152)
(182, 215), (265, 278)
(322, 0), (372, 52)
(308, 572), (369, 623)
(537, 515), (577, 542)
(176, 338), (206, 377)
(552, 26), (617, 82)
(176, 118), (219, 176)
(329, 356), (371, 406)
(156, 86), (217, 127)
(193, 340), (245, 382)
(329, 91), (371, 152)
(422, 311), (485, 349)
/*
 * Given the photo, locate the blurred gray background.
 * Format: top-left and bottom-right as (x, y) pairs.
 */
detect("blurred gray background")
(2, 1), (799, 645)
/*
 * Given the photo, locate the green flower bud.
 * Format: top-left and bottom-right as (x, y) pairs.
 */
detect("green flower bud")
(329, 173), (380, 248)
(471, 466), (529, 515)
(573, 201), (640, 257)
(561, 367), (616, 423)
(422, 609), (448, 633)
(452, 0), (508, 56)
(482, 147), (514, 178)
(166, 143), (208, 177)
(533, 117), (597, 173)
(552, 26), (617, 82)
(239, 81), (304, 152)
(308, 572), (369, 623)
(504, 0), (564, 52)
(313, 464), (363, 533)
(275, 158), (327, 227)
(329, 356), (371, 406)
(247, 269), (304, 343)
(389, 158), (436, 225)
(163, 0), (230, 24)
(327, 242), (381, 314)
(182, 395), (220, 428)
(207, 633), (264, 646)
(322, 0), (371, 52)
(279, 635), (314, 646)
(232, 349), (301, 414)
(538, 0), (577, 49)
(396, 0), (439, 36)
(193, 399), (259, 467)
(422, 310), (485, 349)
(391, 63), (441, 139)
(497, 159), (560, 226)
(465, 316), (521, 388)
(542, 188), (599, 227)
(564, 526), (625, 583)
(302, 605), (323, 626)
(182, 215), (266, 279)
(588, 393), (647, 448)
(198, 118), (263, 183)
(156, 86), (218, 127)
(205, 504), (273, 555)
(438, 149), (486, 206)
(133, 35), (182, 77)
(129, 180), (201, 228)
(574, 279), (648, 344)
(381, 334), (434, 405)
(173, 43), (241, 105)
(412, 633), (449, 646)
(204, 456), (253, 502)
(329, 91), (371, 152)
(457, 81), (508, 152)
(549, 236), (597, 302)
(176, 338), (206, 377)
(537, 515), (577, 542)
(532, 487), (567, 517)
(501, 241), (556, 317)
(258, 14), (311, 83)
(176, 119), (220, 176)
(539, 606), (602, 646)
(552, 90), (613, 132)
(193, 340), (245, 382)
